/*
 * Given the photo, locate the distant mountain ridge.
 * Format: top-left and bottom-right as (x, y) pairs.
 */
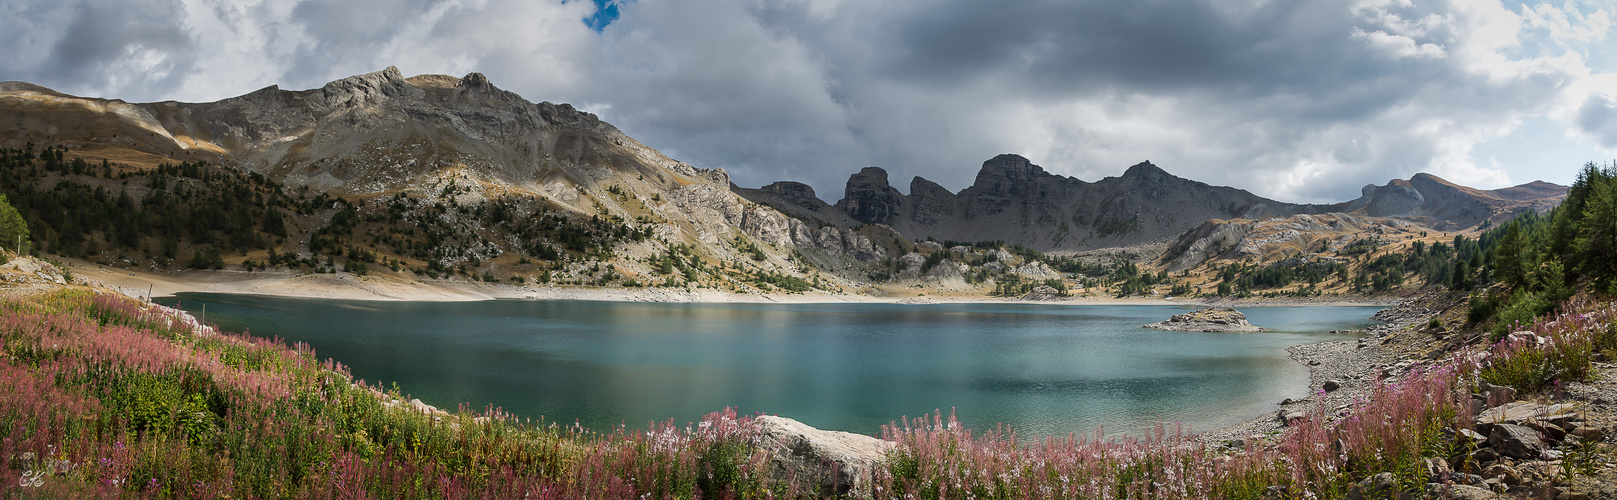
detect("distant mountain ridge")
(737, 154), (1567, 252)
(1345, 173), (1566, 231)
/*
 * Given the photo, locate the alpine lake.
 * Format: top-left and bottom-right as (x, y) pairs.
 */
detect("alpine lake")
(160, 294), (1383, 438)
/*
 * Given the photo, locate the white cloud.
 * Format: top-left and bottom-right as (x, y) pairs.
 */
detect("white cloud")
(1522, 1), (1614, 44)
(1351, 28), (1449, 59)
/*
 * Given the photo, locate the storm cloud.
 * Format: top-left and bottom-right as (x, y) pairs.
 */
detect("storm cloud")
(1, 0), (1613, 203)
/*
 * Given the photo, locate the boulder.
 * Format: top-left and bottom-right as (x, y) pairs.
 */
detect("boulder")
(1322, 380), (1342, 392)
(1143, 307), (1267, 332)
(1345, 472), (1398, 500)
(1477, 382), (1517, 408)
(1487, 424), (1547, 459)
(754, 416), (893, 499)
(1475, 402), (1576, 433)
(894, 252), (927, 279)
(1425, 483), (1500, 500)
(1422, 457), (1451, 477)
(1480, 464), (1521, 485)
(1526, 421), (1566, 441)
(1572, 425), (1606, 442)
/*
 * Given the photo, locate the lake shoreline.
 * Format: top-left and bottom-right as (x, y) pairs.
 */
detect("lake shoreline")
(67, 259), (1425, 441)
(1198, 290), (1452, 446)
(69, 259), (1402, 308)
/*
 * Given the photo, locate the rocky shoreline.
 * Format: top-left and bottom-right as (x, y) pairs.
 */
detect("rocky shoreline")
(1200, 290), (1460, 446)
(1200, 290), (1617, 498)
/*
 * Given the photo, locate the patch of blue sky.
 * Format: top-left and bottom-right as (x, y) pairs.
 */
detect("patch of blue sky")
(582, 0), (621, 32)
(1470, 116), (1609, 187)
(1495, 0), (1615, 72)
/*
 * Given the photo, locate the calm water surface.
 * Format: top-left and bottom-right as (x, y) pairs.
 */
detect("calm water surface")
(162, 294), (1381, 437)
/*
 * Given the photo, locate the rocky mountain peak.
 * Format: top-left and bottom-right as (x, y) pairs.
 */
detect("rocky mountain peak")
(848, 166), (891, 186)
(971, 154), (1050, 193)
(837, 167), (906, 224)
(757, 181), (828, 212)
(1121, 161), (1169, 181)
(319, 65), (421, 108)
(909, 176), (951, 197)
(459, 72), (492, 89)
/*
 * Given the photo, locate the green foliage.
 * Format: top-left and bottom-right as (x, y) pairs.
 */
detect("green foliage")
(1336, 238), (1379, 257)
(1573, 170), (1617, 290)
(918, 251), (950, 274)
(750, 271), (813, 292)
(731, 234), (767, 261)
(1494, 222), (1526, 287)
(190, 246), (224, 269)
(1491, 291), (1552, 338)
(0, 146), (296, 263)
(0, 193), (27, 250)
(1461, 161), (1617, 332)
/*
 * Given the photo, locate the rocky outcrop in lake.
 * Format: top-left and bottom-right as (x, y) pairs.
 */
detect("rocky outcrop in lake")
(1143, 307), (1267, 332)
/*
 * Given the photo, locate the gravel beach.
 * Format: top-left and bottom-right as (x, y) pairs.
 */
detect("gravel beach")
(1199, 289), (1466, 446)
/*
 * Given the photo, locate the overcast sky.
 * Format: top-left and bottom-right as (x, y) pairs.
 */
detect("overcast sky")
(4, 0), (1615, 203)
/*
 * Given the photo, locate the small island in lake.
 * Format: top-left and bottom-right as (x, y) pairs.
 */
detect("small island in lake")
(1143, 307), (1267, 332)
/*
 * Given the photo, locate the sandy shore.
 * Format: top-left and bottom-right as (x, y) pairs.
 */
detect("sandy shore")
(66, 259), (1399, 309)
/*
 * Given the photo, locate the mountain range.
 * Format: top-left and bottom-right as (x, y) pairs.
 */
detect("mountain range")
(739, 154), (1566, 252)
(0, 68), (1570, 290)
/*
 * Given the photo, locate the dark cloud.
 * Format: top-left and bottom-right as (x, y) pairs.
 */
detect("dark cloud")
(0, 0), (1610, 204)
(18, 0), (197, 99)
(587, 0), (1523, 202)
(1578, 94), (1617, 149)
(284, 0), (439, 86)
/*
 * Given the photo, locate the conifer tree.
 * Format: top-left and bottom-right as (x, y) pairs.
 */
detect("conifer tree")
(0, 194), (28, 252)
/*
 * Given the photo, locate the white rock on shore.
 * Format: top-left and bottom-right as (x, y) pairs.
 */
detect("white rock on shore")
(754, 415), (892, 499)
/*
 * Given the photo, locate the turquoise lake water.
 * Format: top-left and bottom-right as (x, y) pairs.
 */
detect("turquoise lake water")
(161, 294), (1382, 437)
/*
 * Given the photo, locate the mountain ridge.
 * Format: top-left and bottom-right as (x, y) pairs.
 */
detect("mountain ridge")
(739, 153), (1565, 252)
